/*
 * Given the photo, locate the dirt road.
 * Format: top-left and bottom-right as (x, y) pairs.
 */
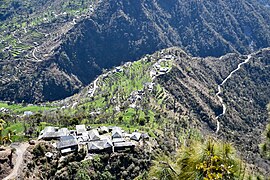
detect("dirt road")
(3, 143), (29, 180)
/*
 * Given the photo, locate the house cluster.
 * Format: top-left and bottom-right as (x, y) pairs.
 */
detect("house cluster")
(0, 107), (9, 113)
(127, 83), (155, 109)
(150, 54), (175, 78)
(38, 125), (149, 154)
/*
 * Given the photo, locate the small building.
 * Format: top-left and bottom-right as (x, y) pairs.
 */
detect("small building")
(77, 132), (90, 143)
(130, 132), (141, 141)
(76, 125), (87, 135)
(115, 67), (123, 72)
(114, 142), (135, 151)
(24, 111), (33, 116)
(88, 139), (113, 153)
(159, 67), (169, 73)
(38, 127), (69, 140)
(137, 90), (144, 95)
(57, 136), (78, 154)
(155, 64), (161, 69)
(112, 127), (123, 139)
(164, 55), (173, 60)
(98, 126), (109, 134)
(88, 129), (101, 141)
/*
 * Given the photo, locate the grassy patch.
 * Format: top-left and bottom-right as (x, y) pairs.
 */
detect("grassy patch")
(0, 102), (55, 114)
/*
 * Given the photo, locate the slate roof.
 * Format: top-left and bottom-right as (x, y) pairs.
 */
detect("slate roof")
(77, 132), (89, 142)
(88, 139), (113, 151)
(39, 126), (69, 139)
(112, 127), (123, 138)
(88, 129), (101, 141)
(57, 136), (78, 149)
(130, 132), (141, 141)
(76, 125), (87, 135)
(99, 126), (109, 134)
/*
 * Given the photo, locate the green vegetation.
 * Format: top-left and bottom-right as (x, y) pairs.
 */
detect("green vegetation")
(62, 56), (172, 129)
(148, 138), (246, 180)
(0, 102), (54, 113)
(260, 103), (270, 159)
(0, 0), (96, 59)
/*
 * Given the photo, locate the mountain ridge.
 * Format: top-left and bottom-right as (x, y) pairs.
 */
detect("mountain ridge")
(1, 0), (270, 102)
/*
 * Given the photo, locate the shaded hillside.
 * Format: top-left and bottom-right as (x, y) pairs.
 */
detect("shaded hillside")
(1, 0), (270, 102)
(48, 47), (270, 173)
(158, 48), (270, 171)
(1, 47), (270, 175)
(55, 0), (270, 84)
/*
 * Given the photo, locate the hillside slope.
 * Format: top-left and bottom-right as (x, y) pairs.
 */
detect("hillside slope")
(58, 47), (270, 172)
(1, 0), (270, 102)
(157, 48), (270, 171)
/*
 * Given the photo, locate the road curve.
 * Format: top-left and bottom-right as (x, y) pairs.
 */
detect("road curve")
(215, 55), (252, 133)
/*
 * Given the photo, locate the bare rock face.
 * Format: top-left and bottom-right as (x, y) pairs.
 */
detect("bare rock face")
(1, 0), (270, 103)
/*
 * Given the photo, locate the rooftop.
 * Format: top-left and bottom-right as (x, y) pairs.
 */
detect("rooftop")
(57, 135), (78, 149)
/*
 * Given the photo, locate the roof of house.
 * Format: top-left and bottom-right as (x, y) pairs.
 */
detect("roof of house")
(57, 136), (78, 149)
(61, 148), (76, 154)
(88, 129), (101, 141)
(88, 139), (113, 151)
(112, 127), (123, 138)
(76, 125), (87, 134)
(39, 127), (69, 139)
(99, 126), (109, 133)
(24, 111), (33, 116)
(130, 132), (141, 141)
(77, 132), (89, 142)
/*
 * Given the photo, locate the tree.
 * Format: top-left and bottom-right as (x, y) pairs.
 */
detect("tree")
(148, 138), (246, 180)
(260, 123), (270, 159)
(0, 119), (6, 144)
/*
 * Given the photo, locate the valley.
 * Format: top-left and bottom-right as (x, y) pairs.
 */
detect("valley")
(1, 47), (269, 179)
(1, 0), (270, 103)
(1, 0), (270, 179)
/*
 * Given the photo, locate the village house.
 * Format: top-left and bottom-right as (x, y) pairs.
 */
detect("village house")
(114, 141), (135, 151)
(57, 135), (78, 154)
(88, 129), (101, 141)
(98, 126), (109, 134)
(76, 125), (87, 135)
(144, 82), (155, 92)
(141, 133), (150, 140)
(88, 138), (113, 153)
(24, 111), (33, 116)
(38, 126), (69, 140)
(39, 125), (150, 155)
(159, 67), (169, 73)
(130, 132), (141, 141)
(164, 55), (173, 60)
(77, 131), (89, 144)
(112, 127), (123, 139)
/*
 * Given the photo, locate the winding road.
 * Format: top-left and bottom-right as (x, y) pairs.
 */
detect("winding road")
(215, 55), (252, 133)
(3, 143), (29, 180)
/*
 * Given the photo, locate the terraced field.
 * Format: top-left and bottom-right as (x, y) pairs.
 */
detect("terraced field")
(0, 0), (97, 61)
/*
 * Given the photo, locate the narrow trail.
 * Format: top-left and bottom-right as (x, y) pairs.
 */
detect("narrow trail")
(215, 55), (252, 133)
(89, 77), (99, 97)
(4, 143), (29, 180)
